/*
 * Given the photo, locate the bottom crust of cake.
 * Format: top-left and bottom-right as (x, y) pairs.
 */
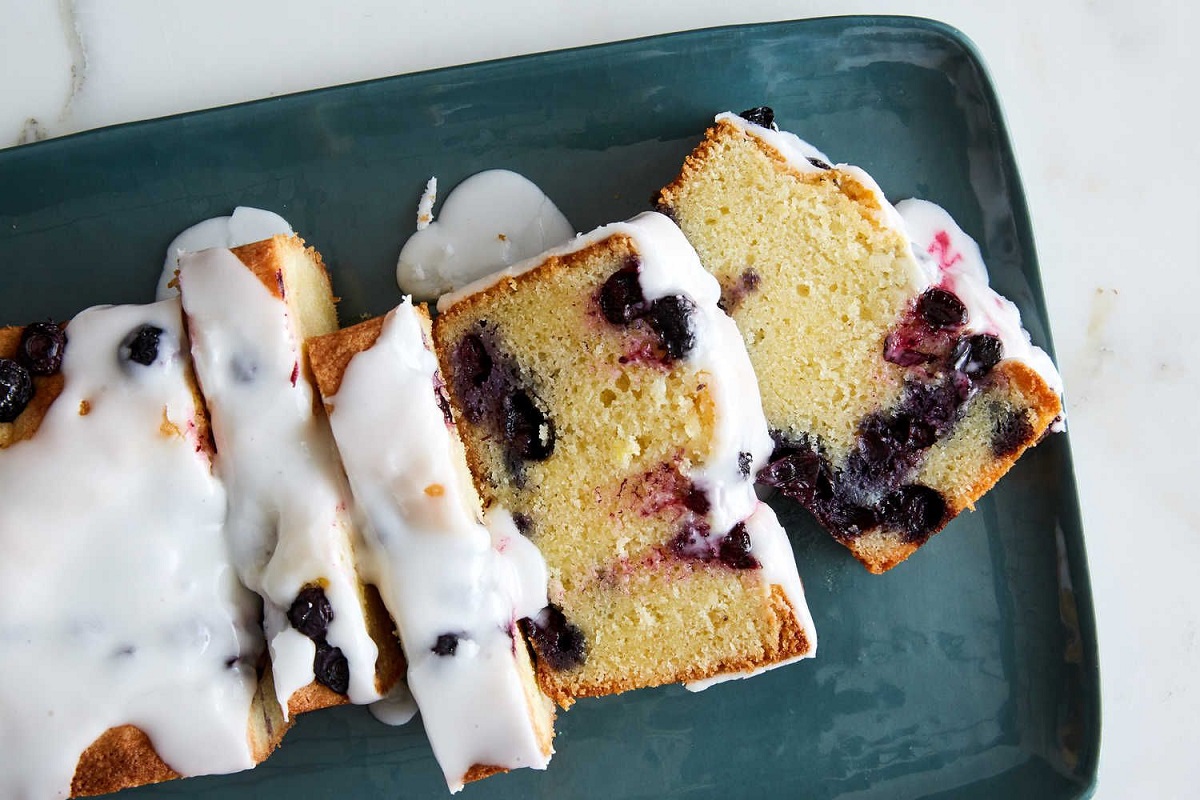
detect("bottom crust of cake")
(70, 669), (292, 798)
(846, 360), (1063, 573)
(529, 583), (812, 708)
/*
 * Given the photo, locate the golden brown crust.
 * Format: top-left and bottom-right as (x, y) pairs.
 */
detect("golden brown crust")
(945, 361), (1062, 512)
(531, 584), (812, 708)
(230, 237), (291, 301)
(68, 664), (294, 797)
(846, 361), (1062, 574)
(308, 304), (436, 402)
(308, 315), (387, 400)
(846, 532), (920, 575)
(656, 118), (882, 224)
(286, 681), (350, 716)
(70, 726), (180, 798)
(463, 764), (509, 784)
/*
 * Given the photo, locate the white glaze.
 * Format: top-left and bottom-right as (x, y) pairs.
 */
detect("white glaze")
(440, 212), (817, 684)
(0, 300), (261, 799)
(721, 112), (1064, 407)
(396, 169), (573, 301)
(369, 682), (418, 727)
(177, 245), (382, 713)
(324, 300), (552, 791)
(156, 207), (293, 300)
(896, 198), (1065, 399)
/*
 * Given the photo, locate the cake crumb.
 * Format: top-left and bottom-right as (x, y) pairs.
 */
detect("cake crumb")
(416, 177), (437, 231)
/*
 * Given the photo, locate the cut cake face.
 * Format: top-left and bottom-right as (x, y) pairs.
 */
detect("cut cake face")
(656, 109), (1063, 572)
(433, 211), (815, 707)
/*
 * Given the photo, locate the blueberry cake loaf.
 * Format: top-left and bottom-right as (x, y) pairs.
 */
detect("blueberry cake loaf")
(655, 109), (1064, 573)
(177, 235), (404, 716)
(0, 302), (288, 798)
(432, 212), (815, 707)
(309, 300), (555, 790)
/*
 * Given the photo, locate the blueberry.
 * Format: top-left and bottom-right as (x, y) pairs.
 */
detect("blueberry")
(820, 499), (879, 541)
(718, 524), (758, 570)
(646, 295), (697, 361)
(667, 521), (711, 558)
(432, 633), (459, 656)
(457, 333), (493, 387)
(18, 322), (66, 376)
(683, 487), (711, 515)
(900, 379), (965, 436)
(952, 334), (1004, 378)
(720, 269), (763, 313)
(738, 106), (775, 127)
(992, 408), (1034, 457)
(287, 587), (334, 640)
(313, 643), (350, 694)
(860, 412), (936, 454)
(512, 512), (533, 536)
(599, 262), (646, 325)
(737, 451), (753, 477)
(740, 269), (761, 292)
(0, 358), (33, 423)
(883, 330), (937, 367)
(879, 484), (946, 543)
(230, 354), (258, 383)
(917, 288), (968, 330)
(518, 605), (587, 671)
(433, 383), (454, 426)
(120, 324), (164, 367)
(758, 447), (822, 503)
(503, 390), (555, 461)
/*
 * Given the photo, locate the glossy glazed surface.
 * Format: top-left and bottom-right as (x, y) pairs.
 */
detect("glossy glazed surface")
(0, 17), (1098, 800)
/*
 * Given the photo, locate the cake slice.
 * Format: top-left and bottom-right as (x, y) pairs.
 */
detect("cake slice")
(0, 301), (288, 798)
(177, 235), (404, 716)
(308, 300), (555, 791)
(432, 211), (816, 707)
(655, 109), (1064, 573)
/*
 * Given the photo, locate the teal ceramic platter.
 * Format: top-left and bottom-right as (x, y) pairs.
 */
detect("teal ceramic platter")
(0, 15), (1099, 800)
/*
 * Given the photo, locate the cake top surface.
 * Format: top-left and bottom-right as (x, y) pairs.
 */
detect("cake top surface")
(321, 299), (552, 789)
(177, 242), (382, 711)
(0, 299), (261, 798)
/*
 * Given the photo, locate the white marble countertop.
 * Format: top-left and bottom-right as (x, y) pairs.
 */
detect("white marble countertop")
(2, 1), (1196, 797)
